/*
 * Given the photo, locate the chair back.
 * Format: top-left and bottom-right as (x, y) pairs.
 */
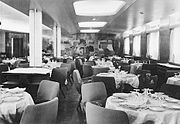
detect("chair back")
(50, 67), (68, 85)
(82, 64), (93, 78)
(92, 76), (116, 96)
(73, 69), (82, 94)
(0, 63), (9, 84)
(144, 74), (158, 91)
(160, 83), (180, 99)
(60, 63), (71, 72)
(86, 102), (129, 124)
(84, 61), (95, 66)
(81, 82), (107, 104)
(36, 80), (59, 103)
(75, 58), (83, 77)
(92, 67), (109, 75)
(20, 97), (58, 124)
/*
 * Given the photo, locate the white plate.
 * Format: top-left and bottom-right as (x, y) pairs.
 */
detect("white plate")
(113, 93), (130, 99)
(165, 97), (180, 103)
(13, 93), (24, 97)
(171, 104), (180, 110)
(3, 96), (22, 102)
(111, 98), (124, 103)
(162, 103), (180, 110)
(149, 106), (166, 112)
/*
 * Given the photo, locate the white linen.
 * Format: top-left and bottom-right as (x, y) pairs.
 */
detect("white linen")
(130, 63), (143, 74)
(97, 72), (139, 88)
(0, 91), (34, 123)
(106, 94), (180, 124)
(166, 77), (180, 86)
(3, 67), (51, 75)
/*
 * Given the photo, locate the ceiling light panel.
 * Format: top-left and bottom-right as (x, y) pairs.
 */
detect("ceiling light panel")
(80, 29), (100, 33)
(73, 0), (126, 16)
(78, 22), (107, 27)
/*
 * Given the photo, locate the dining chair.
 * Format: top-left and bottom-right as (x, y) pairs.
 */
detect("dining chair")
(73, 69), (92, 110)
(20, 97), (58, 124)
(120, 64), (130, 73)
(60, 63), (73, 85)
(73, 69), (83, 110)
(144, 74), (158, 91)
(86, 102), (129, 124)
(0, 63), (9, 84)
(81, 82), (107, 112)
(92, 67), (109, 75)
(36, 80), (59, 104)
(84, 61), (95, 66)
(160, 83), (180, 99)
(82, 64), (93, 78)
(92, 76), (116, 97)
(75, 58), (83, 77)
(50, 67), (68, 98)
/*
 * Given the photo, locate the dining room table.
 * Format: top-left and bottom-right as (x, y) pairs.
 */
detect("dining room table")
(130, 63), (143, 74)
(2, 67), (51, 85)
(166, 75), (180, 86)
(96, 71), (139, 89)
(0, 87), (34, 123)
(105, 90), (180, 124)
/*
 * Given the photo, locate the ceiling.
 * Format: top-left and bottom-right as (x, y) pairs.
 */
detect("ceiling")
(1, 0), (180, 35)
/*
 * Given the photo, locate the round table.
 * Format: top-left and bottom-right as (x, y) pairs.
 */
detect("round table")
(0, 90), (34, 124)
(106, 93), (180, 124)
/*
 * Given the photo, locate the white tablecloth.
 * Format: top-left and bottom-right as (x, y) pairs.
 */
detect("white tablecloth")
(166, 77), (180, 86)
(0, 91), (34, 123)
(106, 94), (180, 124)
(130, 63), (143, 74)
(97, 73), (139, 88)
(3, 67), (51, 75)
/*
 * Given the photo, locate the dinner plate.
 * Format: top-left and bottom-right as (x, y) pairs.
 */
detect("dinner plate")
(3, 96), (22, 102)
(163, 103), (180, 110)
(155, 92), (164, 95)
(165, 97), (180, 103)
(111, 98), (124, 103)
(149, 106), (166, 112)
(113, 93), (130, 99)
(13, 93), (24, 97)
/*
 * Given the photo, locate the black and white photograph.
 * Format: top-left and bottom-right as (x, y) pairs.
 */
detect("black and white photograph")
(0, 0), (180, 124)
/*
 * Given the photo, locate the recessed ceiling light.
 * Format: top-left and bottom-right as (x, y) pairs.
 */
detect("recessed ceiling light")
(73, 0), (126, 16)
(92, 18), (96, 21)
(78, 22), (107, 27)
(80, 29), (100, 33)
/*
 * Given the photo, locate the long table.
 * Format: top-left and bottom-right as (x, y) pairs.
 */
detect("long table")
(2, 68), (51, 85)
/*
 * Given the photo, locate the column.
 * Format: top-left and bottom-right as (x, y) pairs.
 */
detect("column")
(0, 30), (5, 53)
(29, 9), (42, 66)
(57, 25), (61, 58)
(53, 24), (57, 57)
